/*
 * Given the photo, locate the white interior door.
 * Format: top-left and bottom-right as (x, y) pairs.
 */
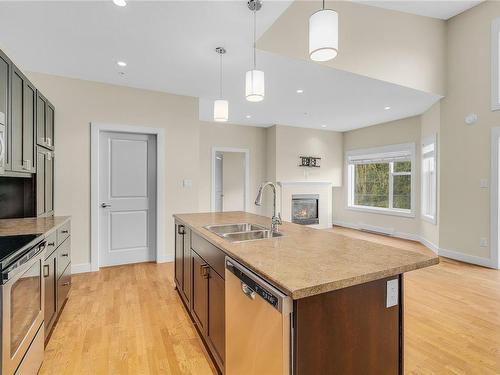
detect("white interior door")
(99, 131), (156, 267)
(222, 152), (245, 211)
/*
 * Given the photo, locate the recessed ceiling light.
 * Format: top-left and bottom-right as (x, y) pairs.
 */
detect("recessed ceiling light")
(321, 125), (327, 128)
(117, 61), (127, 67)
(384, 106), (391, 110)
(246, 115), (252, 119)
(296, 89), (304, 94)
(113, 0), (127, 7)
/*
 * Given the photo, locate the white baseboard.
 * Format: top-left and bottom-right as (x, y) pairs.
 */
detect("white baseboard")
(438, 248), (496, 268)
(157, 255), (174, 263)
(72, 263), (92, 274)
(332, 220), (499, 268)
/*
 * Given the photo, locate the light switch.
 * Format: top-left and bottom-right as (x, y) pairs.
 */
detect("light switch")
(480, 237), (488, 247)
(386, 279), (399, 308)
(480, 179), (489, 188)
(182, 179), (192, 188)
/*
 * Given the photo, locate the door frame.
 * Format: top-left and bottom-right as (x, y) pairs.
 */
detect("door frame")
(491, 127), (500, 269)
(90, 122), (166, 272)
(210, 146), (250, 212)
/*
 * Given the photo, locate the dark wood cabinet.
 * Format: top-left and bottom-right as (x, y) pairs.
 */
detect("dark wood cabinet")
(43, 248), (57, 334)
(191, 250), (208, 332)
(36, 147), (54, 216)
(11, 68), (35, 173)
(174, 229), (225, 374)
(36, 92), (54, 150)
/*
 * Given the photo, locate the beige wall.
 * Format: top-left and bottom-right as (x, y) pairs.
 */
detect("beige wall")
(333, 116), (422, 237)
(26, 72), (201, 266)
(221, 152), (245, 212)
(198, 122), (267, 215)
(259, 0), (446, 95)
(439, 1), (500, 261)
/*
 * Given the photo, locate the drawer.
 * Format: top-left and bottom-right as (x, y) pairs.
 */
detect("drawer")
(191, 233), (225, 279)
(57, 237), (71, 279)
(44, 231), (57, 260)
(57, 263), (71, 312)
(57, 221), (71, 246)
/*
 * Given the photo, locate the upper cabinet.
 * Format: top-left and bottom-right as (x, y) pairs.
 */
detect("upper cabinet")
(0, 50), (11, 170)
(11, 67), (36, 173)
(36, 92), (54, 150)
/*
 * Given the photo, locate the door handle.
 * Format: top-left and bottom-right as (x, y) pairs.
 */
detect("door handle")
(101, 203), (112, 208)
(200, 265), (210, 279)
(178, 225), (185, 235)
(241, 282), (256, 300)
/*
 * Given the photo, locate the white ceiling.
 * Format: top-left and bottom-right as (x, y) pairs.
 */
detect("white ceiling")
(0, 1), (441, 132)
(356, 0), (483, 20)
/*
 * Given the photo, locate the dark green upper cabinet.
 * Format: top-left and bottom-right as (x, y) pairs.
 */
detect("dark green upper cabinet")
(36, 91), (54, 150)
(0, 50), (11, 170)
(11, 67), (36, 173)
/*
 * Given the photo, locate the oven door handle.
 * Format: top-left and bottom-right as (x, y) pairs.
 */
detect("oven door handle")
(2, 241), (47, 283)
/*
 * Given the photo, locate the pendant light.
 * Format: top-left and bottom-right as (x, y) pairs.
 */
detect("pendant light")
(245, 0), (265, 102)
(214, 47), (229, 122)
(309, 0), (338, 62)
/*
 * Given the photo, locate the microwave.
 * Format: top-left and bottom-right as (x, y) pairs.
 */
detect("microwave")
(0, 111), (5, 174)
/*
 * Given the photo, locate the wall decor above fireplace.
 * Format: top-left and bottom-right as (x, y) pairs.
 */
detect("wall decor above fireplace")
(299, 156), (321, 168)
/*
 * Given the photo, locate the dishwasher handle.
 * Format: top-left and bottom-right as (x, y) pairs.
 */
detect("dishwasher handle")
(241, 282), (256, 300)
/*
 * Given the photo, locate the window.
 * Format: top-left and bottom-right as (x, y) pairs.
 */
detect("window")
(491, 18), (500, 111)
(347, 143), (415, 217)
(421, 135), (437, 224)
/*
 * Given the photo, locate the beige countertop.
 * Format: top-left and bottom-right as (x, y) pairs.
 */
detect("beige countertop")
(174, 211), (439, 299)
(0, 216), (70, 237)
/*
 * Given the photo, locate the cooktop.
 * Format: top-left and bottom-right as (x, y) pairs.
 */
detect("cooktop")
(0, 234), (42, 270)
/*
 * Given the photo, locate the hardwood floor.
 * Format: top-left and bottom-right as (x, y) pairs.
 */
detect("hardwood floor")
(40, 228), (500, 374)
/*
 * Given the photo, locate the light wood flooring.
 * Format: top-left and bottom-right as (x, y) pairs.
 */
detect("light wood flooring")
(40, 228), (500, 374)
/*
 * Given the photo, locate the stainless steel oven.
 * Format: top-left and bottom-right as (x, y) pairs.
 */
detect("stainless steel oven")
(1, 240), (45, 375)
(0, 111), (5, 174)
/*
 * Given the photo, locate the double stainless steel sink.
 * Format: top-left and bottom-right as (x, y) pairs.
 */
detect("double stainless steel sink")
(204, 223), (284, 243)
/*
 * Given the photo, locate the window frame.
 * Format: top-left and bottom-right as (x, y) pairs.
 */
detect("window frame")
(421, 134), (437, 224)
(346, 143), (416, 218)
(491, 18), (500, 111)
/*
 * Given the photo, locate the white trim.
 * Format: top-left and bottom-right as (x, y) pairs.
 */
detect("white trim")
(71, 263), (92, 274)
(421, 134), (437, 225)
(438, 248), (496, 268)
(210, 147), (250, 212)
(346, 205), (415, 218)
(491, 128), (500, 269)
(492, 18), (500, 111)
(90, 122), (166, 273)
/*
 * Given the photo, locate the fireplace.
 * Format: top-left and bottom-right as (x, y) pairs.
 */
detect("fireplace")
(291, 194), (319, 225)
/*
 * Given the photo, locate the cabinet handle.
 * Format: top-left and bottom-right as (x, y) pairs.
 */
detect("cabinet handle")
(22, 159), (31, 170)
(61, 230), (69, 234)
(43, 264), (50, 278)
(178, 225), (185, 235)
(200, 265), (210, 279)
(61, 282), (70, 286)
(61, 253), (69, 257)
(48, 242), (55, 247)
(46, 137), (52, 147)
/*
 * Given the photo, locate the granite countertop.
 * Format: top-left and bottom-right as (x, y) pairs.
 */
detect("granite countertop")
(174, 211), (439, 299)
(0, 216), (70, 237)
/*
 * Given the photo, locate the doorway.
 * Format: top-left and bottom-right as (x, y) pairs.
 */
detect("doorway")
(211, 147), (250, 212)
(491, 127), (500, 269)
(91, 123), (165, 272)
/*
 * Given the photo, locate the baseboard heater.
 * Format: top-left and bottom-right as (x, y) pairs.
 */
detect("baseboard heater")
(358, 224), (395, 237)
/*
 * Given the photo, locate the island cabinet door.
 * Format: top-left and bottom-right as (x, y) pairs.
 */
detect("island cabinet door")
(294, 276), (402, 375)
(191, 250), (208, 333)
(207, 269), (225, 370)
(182, 229), (191, 308)
(174, 223), (184, 291)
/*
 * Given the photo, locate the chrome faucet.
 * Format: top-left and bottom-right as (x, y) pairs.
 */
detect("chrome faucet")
(255, 182), (282, 233)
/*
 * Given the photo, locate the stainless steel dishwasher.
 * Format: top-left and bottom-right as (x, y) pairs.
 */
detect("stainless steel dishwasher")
(225, 257), (293, 375)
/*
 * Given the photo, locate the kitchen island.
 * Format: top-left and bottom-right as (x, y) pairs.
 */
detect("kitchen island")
(173, 211), (439, 375)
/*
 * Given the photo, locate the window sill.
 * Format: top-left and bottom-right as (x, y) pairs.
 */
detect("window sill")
(346, 205), (416, 218)
(421, 214), (437, 225)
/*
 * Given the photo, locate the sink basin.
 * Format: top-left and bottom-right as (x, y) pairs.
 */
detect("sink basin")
(204, 223), (266, 235)
(222, 230), (284, 243)
(204, 222), (284, 243)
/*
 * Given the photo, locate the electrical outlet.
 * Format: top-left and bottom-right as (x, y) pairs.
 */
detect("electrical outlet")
(386, 279), (399, 308)
(182, 179), (192, 188)
(480, 237), (488, 247)
(480, 179), (489, 188)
